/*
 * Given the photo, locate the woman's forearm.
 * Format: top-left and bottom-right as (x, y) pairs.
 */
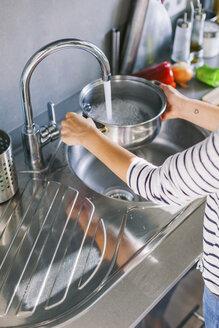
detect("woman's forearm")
(159, 84), (219, 131)
(179, 98), (219, 131)
(61, 112), (137, 183)
(82, 128), (136, 183)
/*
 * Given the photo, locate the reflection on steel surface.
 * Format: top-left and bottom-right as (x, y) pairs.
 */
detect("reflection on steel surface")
(0, 119), (208, 327)
(0, 178), (135, 327)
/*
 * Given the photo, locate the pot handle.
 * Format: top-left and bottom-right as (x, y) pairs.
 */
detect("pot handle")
(94, 121), (109, 133)
(82, 113), (109, 133)
(99, 126), (109, 133)
(151, 80), (161, 86)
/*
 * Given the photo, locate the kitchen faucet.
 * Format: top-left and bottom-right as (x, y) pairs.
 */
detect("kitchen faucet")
(20, 38), (111, 171)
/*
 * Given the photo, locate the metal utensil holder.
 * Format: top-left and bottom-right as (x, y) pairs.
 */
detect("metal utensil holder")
(0, 130), (18, 203)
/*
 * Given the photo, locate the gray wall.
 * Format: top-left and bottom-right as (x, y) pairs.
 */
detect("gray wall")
(0, 0), (130, 133)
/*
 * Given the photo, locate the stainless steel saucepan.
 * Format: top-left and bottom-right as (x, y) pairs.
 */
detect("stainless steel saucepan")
(79, 75), (166, 149)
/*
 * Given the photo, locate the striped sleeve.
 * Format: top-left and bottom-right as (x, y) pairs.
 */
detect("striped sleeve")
(126, 127), (219, 206)
(202, 193), (219, 296)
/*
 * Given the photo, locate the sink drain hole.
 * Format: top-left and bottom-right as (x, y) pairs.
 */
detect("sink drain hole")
(104, 187), (135, 201)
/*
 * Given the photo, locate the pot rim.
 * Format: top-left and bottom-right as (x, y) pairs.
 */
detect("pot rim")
(79, 75), (166, 128)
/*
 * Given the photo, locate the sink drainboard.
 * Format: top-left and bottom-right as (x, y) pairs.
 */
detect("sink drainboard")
(0, 175), (201, 327)
(0, 178), (132, 327)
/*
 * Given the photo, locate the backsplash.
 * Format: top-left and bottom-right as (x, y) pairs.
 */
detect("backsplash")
(0, 0), (130, 134)
(1, 0), (208, 136)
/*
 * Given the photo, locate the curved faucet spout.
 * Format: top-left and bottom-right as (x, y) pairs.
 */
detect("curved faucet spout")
(20, 39), (111, 171)
(20, 38), (111, 134)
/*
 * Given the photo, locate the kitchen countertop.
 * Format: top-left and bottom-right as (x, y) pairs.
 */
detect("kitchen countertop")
(0, 54), (218, 328)
(178, 55), (219, 98)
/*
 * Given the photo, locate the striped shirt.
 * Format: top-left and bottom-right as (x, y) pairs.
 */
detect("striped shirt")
(127, 127), (219, 297)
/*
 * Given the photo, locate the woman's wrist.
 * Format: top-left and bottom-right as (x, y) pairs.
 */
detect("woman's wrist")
(171, 93), (189, 120)
(176, 97), (219, 131)
(81, 125), (102, 149)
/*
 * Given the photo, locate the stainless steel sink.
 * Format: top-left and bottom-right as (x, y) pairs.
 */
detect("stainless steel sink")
(0, 119), (207, 328)
(68, 119), (207, 202)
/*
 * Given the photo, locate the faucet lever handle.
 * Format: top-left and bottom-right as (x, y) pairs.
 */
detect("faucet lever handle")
(40, 102), (60, 146)
(47, 102), (56, 125)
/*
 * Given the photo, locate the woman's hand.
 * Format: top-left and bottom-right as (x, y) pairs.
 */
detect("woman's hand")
(159, 83), (219, 131)
(61, 112), (96, 146)
(61, 111), (135, 183)
(159, 83), (186, 121)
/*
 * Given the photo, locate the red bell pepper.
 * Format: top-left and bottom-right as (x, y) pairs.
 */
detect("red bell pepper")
(133, 61), (176, 88)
